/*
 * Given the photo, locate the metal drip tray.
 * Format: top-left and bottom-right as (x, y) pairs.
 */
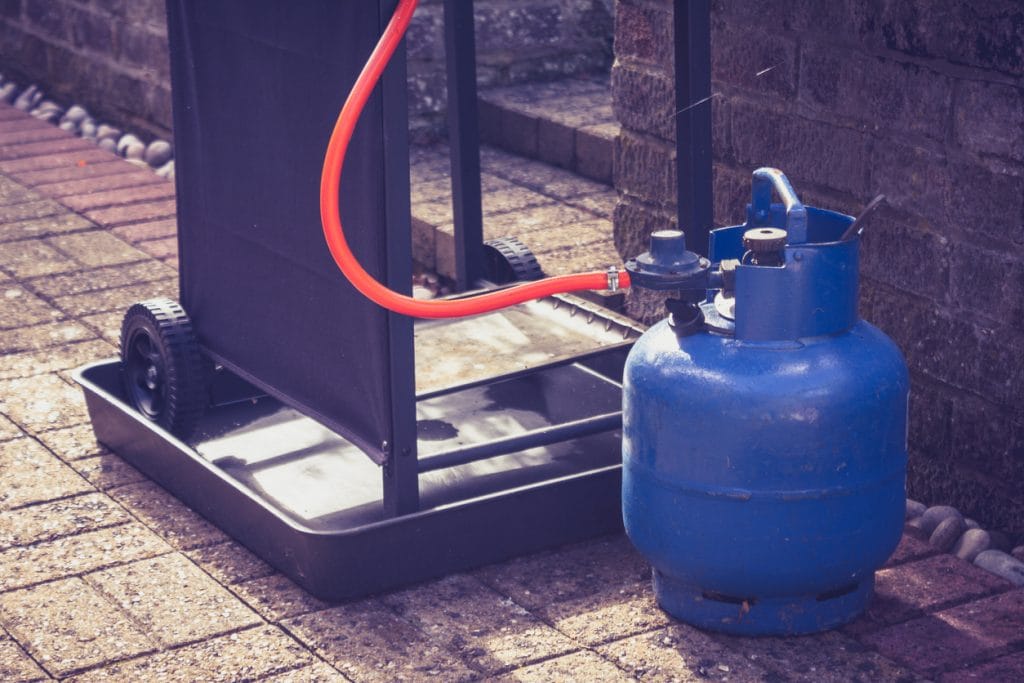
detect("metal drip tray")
(76, 294), (642, 600)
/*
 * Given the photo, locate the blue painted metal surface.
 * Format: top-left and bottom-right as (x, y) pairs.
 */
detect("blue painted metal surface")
(623, 169), (909, 635)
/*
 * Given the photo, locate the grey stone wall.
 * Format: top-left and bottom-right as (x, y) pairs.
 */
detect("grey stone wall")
(0, 0), (612, 141)
(612, 0), (1024, 536)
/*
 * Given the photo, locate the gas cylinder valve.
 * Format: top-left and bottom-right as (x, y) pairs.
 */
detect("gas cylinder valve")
(624, 230), (710, 297)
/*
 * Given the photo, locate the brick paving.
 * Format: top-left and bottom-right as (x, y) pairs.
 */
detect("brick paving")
(0, 99), (1022, 681)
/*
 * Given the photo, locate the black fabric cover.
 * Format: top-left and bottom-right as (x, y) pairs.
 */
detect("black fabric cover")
(167, 0), (402, 461)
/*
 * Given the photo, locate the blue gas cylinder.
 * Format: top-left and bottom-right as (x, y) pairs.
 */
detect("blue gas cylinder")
(622, 169), (909, 635)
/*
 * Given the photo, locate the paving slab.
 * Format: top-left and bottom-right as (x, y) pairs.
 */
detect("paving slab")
(0, 319), (94, 355)
(0, 413), (21, 442)
(0, 237), (81, 278)
(0, 373), (91, 431)
(67, 625), (314, 683)
(0, 492), (131, 551)
(34, 423), (110, 460)
(597, 622), (771, 682)
(60, 183), (177, 212)
(0, 338), (115, 381)
(26, 260), (175, 298)
(107, 480), (229, 551)
(257, 660), (348, 682)
(34, 169), (166, 198)
(14, 160), (133, 187)
(47, 230), (152, 269)
(185, 540), (276, 586)
(87, 553), (262, 647)
(68, 453), (147, 491)
(0, 212), (95, 242)
(0, 625), (49, 683)
(862, 588), (1024, 677)
(283, 600), (478, 682)
(491, 649), (632, 682)
(0, 577), (155, 677)
(940, 650), (1024, 682)
(0, 176), (43, 206)
(110, 217), (178, 243)
(844, 553), (1012, 636)
(0, 437), (93, 510)
(0, 285), (65, 330)
(83, 199), (177, 228)
(0, 523), (171, 591)
(52, 278), (178, 317)
(381, 573), (579, 675)
(232, 574), (334, 622)
(0, 198), (66, 224)
(710, 630), (922, 682)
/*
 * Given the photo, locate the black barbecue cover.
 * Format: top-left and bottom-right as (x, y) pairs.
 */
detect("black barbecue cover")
(167, 0), (410, 462)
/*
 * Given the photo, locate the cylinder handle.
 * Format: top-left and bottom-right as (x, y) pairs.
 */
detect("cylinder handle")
(751, 168), (807, 244)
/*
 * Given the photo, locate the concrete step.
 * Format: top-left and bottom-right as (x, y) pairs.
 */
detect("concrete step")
(410, 143), (623, 309)
(478, 76), (617, 186)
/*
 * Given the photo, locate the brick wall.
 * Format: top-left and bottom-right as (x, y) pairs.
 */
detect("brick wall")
(612, 0), (1024, 536)
(0, 0), (612, 141)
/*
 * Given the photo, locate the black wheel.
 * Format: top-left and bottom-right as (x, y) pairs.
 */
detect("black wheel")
(120, 298), (208, 439)
(482, 237), (544, 284)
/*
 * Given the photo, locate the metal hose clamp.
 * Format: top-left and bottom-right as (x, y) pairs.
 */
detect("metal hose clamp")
(606, 267), (620, 292)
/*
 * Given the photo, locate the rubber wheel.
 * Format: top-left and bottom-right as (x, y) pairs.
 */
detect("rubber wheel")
(482, 237), (544, 284)
(120, 298), (208, 439)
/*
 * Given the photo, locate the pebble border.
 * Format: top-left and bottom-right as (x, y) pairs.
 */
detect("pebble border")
(906, 498), (1024, 586)
(0, 74), (175, 180)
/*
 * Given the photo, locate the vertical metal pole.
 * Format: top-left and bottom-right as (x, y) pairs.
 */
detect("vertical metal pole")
(380, 0), (419, 517)
(674, 0), (714, 257)
(443, 0), (485, 290)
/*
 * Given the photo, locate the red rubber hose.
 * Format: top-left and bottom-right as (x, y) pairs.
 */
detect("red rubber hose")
(320, 0), (630, 319)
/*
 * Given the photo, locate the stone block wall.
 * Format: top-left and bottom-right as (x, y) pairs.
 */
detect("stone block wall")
(0, 0), (612, 141)
(612, 0), (1024, 536)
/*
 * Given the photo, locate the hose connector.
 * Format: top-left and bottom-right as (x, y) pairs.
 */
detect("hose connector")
(606, 266), (621, 292)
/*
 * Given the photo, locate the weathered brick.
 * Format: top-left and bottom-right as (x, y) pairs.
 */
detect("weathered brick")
(615, 0), (672, 68)
(614, 130), (676, 205)
(0, 124), (67, 147)
(0, 212), (95, 242)
(907, 381), (953, 464)
(884, 531), (940, 567)
(612, 196), (677, 265)
(801, 43), (951, 140)
(859, 215), (949, 300)
(955, 79), (1024, 162)
(732, 103), (872, 196)
(612, 63), (674, 140)
(949, 242), (1024, 327)
(713, 21), (797, 99)
(0, 148), (116, 174)
(945, 161), (1024, 246)
(576, 122), (617, 184)
(950, 395), (1024, 483)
